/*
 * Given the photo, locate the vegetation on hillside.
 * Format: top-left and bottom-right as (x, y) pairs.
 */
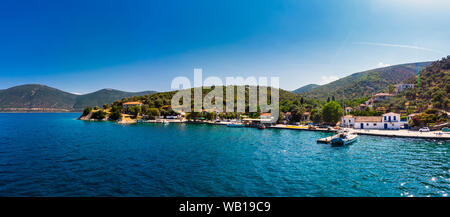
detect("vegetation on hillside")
(0, 84), (156, 111)
(409, 109), (448, 128)
(292, 84), (320, 94)
(321, 101), (343, 125)
(73, 88), (156, 109)
(84, 86), (328, 122)
(298, 62), (432, 101)
(376, 56), (450, 113)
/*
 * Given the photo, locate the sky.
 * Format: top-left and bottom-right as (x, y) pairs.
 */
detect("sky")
(0, 0), (449, 94)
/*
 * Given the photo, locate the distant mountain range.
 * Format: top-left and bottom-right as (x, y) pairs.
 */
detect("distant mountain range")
(292, 84), (320, 94)
(0, 84), (156, 112)
(294, 61), (433, 100)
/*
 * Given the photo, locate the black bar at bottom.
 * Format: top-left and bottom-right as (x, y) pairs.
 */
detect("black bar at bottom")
(1, 197), (447, 216)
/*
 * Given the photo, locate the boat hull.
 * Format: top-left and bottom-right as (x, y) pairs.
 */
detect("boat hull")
(331, 136), (357, 146)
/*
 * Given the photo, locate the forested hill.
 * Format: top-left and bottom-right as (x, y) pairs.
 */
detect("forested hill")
(298, 61), (432, 100)
(0, 84), (156, 112)
(0, 84), (77, 111)
(292, 84), (320, 94)
(73, 88), (156, 109)
(401, 56), (450, 111)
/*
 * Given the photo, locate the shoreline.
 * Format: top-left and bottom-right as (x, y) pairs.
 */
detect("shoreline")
(76, 109), (450, 141)
(350, 128), (450, 140)
(119, 119), (450, 140)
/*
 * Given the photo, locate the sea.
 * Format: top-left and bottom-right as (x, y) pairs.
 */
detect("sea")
(0, 113), (448, 197)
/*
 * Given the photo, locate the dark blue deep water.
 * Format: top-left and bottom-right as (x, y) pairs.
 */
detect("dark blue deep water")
(0, 113), (448, 197)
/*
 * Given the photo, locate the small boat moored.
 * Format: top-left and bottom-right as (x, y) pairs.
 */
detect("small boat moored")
(330, 132), (358, 146)
(257, 124), (266, 129)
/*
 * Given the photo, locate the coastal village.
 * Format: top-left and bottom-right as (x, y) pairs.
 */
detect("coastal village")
(79, 57), (450, 141)
(79, 86), (450, 140)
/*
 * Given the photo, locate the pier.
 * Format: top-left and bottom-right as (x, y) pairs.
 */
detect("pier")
(351, 128), (450, 140)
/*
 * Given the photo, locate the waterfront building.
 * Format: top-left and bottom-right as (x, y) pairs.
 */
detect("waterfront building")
(382, 112), (401, 130)
(354, 116), (383, 129)
(260, 113), (274, 122)
(341, 115), (355, 127)
(353, 112), (401, 130)
(122, 101), (143, 113)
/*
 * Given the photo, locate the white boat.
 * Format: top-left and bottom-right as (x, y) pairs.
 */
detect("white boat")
(330, 132), (358, 146)
(162, 119), (169, 125)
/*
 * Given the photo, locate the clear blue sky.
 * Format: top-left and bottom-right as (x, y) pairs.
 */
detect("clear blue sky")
(1, 0), (449, 94)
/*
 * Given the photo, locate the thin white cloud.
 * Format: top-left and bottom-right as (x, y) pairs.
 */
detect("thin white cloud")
(354, 42), (444, 54)
(373, 0), (450, 10)
(320, 75), (339, 85)
(377, 62), (391, 68)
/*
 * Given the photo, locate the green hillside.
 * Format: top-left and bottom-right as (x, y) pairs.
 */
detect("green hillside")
(406, 56), (449, 109)
(292, 84), (320, 94)
(73, 88), (156, 109)
(107, 86), (320, 116)
(117, 86), (314, 108)
(299, 62), (432, 100)
(0, 84), (77, 111)
(376, 56), (450, 112)
(0, 84), (157, 112)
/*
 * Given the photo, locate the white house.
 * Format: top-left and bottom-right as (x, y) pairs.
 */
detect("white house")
(122, 101), (143, 113)
(382, 112), (401, 130)
(354, 116), (383, 129)
(260, 113), (275, 123)
(395, 84), (414, 94)
(354, 112), (401, 130)
(372, 93), (394, 102)
(341, 115), (355, 128)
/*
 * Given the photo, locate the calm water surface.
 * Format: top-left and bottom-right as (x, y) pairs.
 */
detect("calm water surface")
(0, 113), (448, 196)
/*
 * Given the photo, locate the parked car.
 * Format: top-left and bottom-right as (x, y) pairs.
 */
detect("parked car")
(419, 127), (430, 132)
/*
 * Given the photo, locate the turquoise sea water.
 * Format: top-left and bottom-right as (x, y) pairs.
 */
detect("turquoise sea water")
(0, 113), (448, 197)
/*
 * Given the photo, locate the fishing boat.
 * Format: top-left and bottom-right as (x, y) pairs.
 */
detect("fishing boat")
(227, 123), (244, 127)
(330, 132), (358, 146)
